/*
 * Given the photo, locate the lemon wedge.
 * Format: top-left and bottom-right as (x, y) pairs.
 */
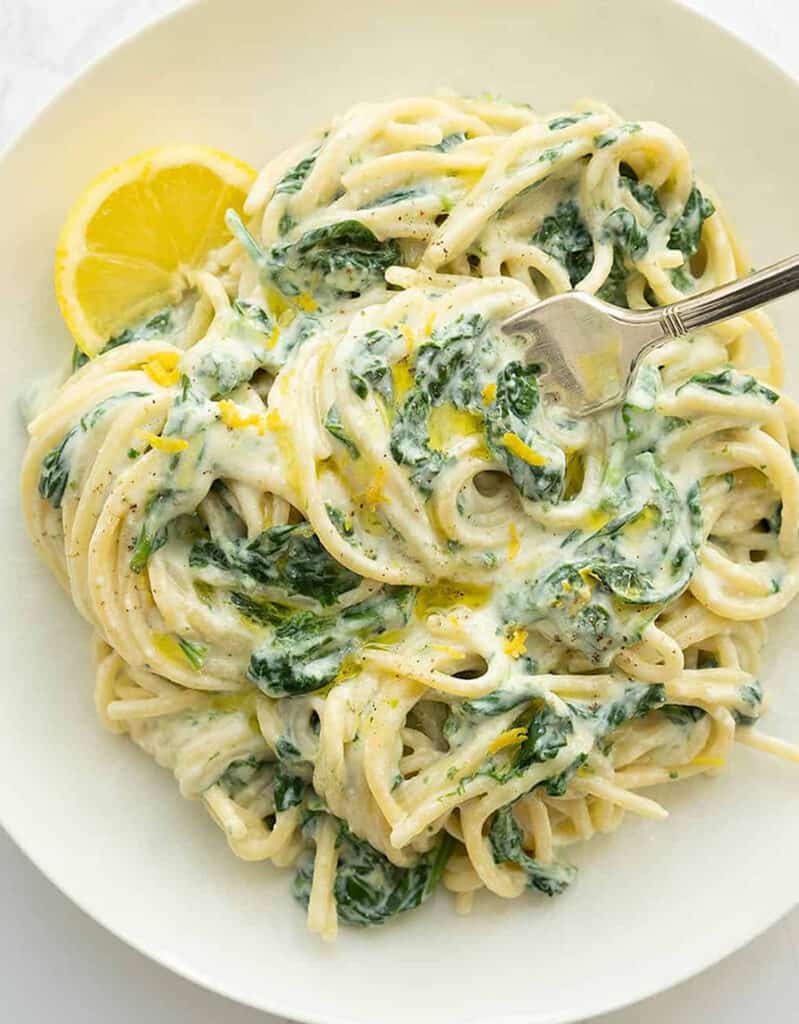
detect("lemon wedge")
(55, 145), (256, 355)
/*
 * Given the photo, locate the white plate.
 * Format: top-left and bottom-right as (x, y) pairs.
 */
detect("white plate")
(2, 1), (799, 1021)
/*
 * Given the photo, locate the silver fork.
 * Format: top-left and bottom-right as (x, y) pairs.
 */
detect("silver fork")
(501, 254), (799, 415)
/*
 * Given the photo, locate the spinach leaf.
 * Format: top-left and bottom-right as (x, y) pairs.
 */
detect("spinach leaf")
(324, 405), (360, 459)
(601, 208), (649, 262)
(733, 679), (763, 726)
(669, 185), (715, 259)
(515, 704), (573, 768)
(72, 308), (175, 372)
(485, 361), (564, 502)
(543, 753), (588, 797)
(275, 736), (303, 762)
(594, 123), (641, 149)
(177, 637), (207, 670)
(389, 391), (446, 497)
(425, 132), (467, 152)
(413, 314), (485, 406)
(189, 522), (361, 606)
(227, 211), (399, 300)
(294, 823), (454, 927)
(500, 451), (697, 664)
(348, 328), (403, 402)
(593, 683), (665, 736)
(597, 249), (629, 307)
(39, 392), (149, 508)
(248, 587), (413, 697)
(230, 591), (292, 627)
(547, 113), (591, 131)
(273, 763), (306, 811)
(274, 148), (318, 196)
(677, 369), (778, 404)
(364, 187), (425, 208)
(38, 428), (78, 508)
(462, 677), (544, 717)
(268, 220), (400, 297)
(130, 489), (175, 572)
(489, 806), (576, 895)
(216, 755), (267, 798)
(622, 177), (665, 223)
(621, 363), (661, 443)
(532, 200), (594, 286)
(501, 564), (632, 664)
(388, 315), (488, 497)
(326, 504), (355, 540)
(594, 206), (650, 309)
(663, 704), (706, 727)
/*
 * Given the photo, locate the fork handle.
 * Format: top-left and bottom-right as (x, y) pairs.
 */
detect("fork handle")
(656, 253), (799, 337)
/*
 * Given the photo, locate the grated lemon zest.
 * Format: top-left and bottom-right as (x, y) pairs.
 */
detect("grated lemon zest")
(481, 382), (497, 404)
(141, 431), (189, 453)
(502, 431), (546, 466)
(503, 627), (528, 659)
(218, 399), (266, 435)
(142, 351), (181, 388)
(400, 323), (415, 348)
(488, 727), (528, 754)
(297, 292), (318, 313)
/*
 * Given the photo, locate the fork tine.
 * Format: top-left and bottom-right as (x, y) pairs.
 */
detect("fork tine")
(524, 332), (584, 404)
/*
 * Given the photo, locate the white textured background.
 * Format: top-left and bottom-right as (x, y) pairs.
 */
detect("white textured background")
(1, 1), (798, 1021)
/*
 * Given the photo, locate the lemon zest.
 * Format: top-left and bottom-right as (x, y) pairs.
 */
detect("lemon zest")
(503, 627), (528, 659)
(423, 313), (435, 337)
(141, 432), (189, 453)
(218, 399), (266, 435)
(142, 351), (181, 387)
(267, 323), (281, 349)
(400, 323), (415, 348)
(502, 431), (546, 466)
(481, 382), (497, 404)
(488, 727), (528, 754)
(297, 292), (318, 313)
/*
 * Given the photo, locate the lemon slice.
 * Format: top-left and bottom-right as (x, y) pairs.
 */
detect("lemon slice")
(55, 145), (256, 355)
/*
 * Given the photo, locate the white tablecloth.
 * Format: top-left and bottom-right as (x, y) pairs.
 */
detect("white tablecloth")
(2, 1), (797, 1020)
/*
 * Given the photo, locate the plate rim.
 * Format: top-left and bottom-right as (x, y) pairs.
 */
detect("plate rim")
(2, 1), (799, 1021)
